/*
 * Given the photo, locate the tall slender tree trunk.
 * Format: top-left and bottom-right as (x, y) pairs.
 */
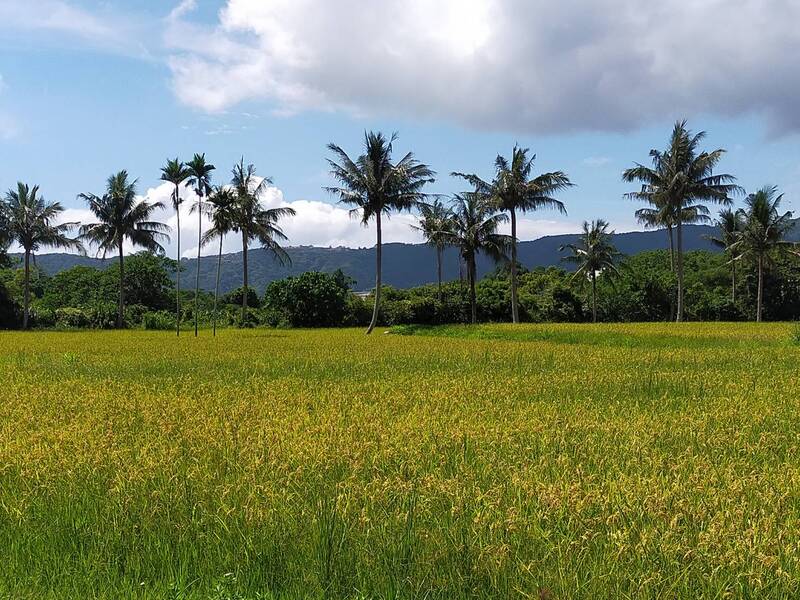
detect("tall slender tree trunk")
(731, 259), (737, 304)
(241, 231), (249, 324)
(667, 225), (676, 322)
(176, 192), (181, 336)
(510, 208), (520, 324)
(667, 225), (675, 271)
(468, 255), (477, 324)
(213, 236), (223, 337)
(366, 212), (382, 334)
(194, 195), (202, 337)
(591, 270), (597, 323)
(675, 216), (684, 322)
(756, 255), (763, 323)
(436, 245), (443, 302)
(22, 249), (30, 330)
(117, 240), (125, 329)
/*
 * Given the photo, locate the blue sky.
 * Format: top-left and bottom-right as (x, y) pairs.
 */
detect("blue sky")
(1, 0), (798, 255)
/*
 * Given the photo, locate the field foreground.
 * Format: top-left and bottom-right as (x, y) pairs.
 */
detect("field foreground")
(2, 324), (800, 599)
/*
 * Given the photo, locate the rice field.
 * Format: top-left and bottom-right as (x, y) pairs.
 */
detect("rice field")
(1, 323), (800, 599)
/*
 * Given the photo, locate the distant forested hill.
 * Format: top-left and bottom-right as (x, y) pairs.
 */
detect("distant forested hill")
(12, 222), (800, 293)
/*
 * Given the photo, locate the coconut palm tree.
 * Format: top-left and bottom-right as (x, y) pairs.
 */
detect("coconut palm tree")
(78, 171), (169, 328)
(732, 186), (793, 322)
(230, 159), (296, 322)
(160, 158), (190, 336)
(2, 183), (83, 328)
(197, 186), (237, 336)
(411, 198), (453, 300)
(326, 131), (434, 333)
(560, 219), (620, 322)
(465, 146), (572, 324)
(708, 208), (746, 303)
(446, 181), (511, 324)
(623, 120), (740, 321)
(186, 153), (216, 336)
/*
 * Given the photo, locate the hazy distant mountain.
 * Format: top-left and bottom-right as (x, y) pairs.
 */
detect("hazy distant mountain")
(13, 222), (800, 293)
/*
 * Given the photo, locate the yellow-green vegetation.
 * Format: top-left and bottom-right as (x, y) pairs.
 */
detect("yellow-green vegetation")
(2, 324), (800, 599)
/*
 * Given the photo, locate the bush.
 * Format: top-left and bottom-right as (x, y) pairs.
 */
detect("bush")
(263, 271), (350, 327)
(344, 294), (371, 327)
(142, 311), (175, 330)
(86, 303), (119, 329)
(55, 307), (91, 329)
(222, 287), (260, 309)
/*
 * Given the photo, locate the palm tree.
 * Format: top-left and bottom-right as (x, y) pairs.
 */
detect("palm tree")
(78, 171), (169, 328)
(326, 131), (434, 333)
(445, 182), (511, 323)
(732, 186), (793, 322)
(186, 153), (216, 336)
(708, 208), (746, 303)
(560, 219), (620, 322)
(411, 198), (453, 300)
(160, 158), (190, 336)
(230, 159), (296, 322)
(2, 183), (82, 328)
(198, 186), (237, 336)
(623, 120), (740, 321)
(492, 146), (572, 323)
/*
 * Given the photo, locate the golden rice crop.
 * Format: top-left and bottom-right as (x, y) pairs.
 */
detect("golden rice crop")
(1, 323), (799, 599)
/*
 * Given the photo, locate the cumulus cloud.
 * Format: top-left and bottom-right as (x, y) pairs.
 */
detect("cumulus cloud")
(165, 0), (800, 134)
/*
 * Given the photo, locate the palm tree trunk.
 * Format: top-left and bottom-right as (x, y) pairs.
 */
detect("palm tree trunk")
(117, 240), (125, 329)
(213, 236), (223, 337)
(366, 212), (382, 334)
(666, 225), (676, 321)
(757, 255), (763, 322)
(194, 197), (202, 337)
(242, 231), (249, 323)
(22, 249), (30, 330)
(667, 225), (675, 271)
(591, 270), (597, 323)
(731, 258), (736, 304)
(468, 255), (477, 324)
(510, 208), (519, 324)
(436, 245), (443, 302)
(176, 193), (181, 336)
(675, 216), (684, 322)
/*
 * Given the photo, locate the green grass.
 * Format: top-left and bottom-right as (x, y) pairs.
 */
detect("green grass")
(1, 324), (799, 598)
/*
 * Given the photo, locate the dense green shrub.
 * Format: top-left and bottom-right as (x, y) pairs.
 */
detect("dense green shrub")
(264, 271), (350, 327)
(55, 307), (91, 329)
(142, 311), (175, 330)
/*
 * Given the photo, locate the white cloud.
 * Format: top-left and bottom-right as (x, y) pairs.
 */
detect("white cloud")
(582, 156), (612, 167)
(0, 1), (151, 57)
(165, 0), (800, 134)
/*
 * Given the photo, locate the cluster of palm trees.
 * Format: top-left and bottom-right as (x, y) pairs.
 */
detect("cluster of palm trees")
(1, 159), (295, 331)
(708, 187), (794, 321)
(328, 134), (576, 329)
(330, 122), (793, 330)
(0, 120), (792, 332)
(623, 120), (794, 323)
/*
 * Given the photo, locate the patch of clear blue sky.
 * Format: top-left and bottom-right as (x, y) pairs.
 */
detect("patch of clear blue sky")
(0, 0), (797, 234)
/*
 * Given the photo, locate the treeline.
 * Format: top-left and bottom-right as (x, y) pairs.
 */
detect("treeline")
(1, 119), (796, 332)
(2, 246), (799, 330)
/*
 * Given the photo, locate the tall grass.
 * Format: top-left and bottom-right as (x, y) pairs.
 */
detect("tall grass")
(0, 324), (798, 598)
